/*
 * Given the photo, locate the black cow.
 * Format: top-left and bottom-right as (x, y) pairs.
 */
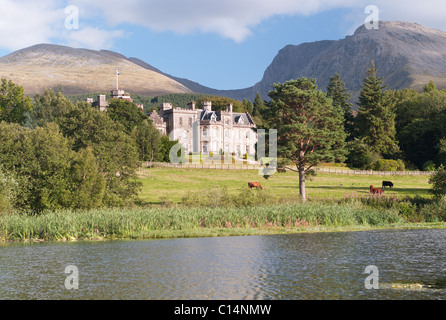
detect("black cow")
(382, 181), (394, 188)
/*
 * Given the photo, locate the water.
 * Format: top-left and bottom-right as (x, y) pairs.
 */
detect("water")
(0, 229), (445, 300)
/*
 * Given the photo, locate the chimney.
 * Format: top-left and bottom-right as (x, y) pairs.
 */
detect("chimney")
(203, 101), (212, 112)
(227, 103), (233, 113)
(188, 101), (196, 110)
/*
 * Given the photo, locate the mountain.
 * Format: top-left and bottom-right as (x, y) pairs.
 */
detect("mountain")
(123, 21), (446, 102)
(0, 44), (192, 96)
(232, 21), (446, 101)
(1, 21), (445, 102)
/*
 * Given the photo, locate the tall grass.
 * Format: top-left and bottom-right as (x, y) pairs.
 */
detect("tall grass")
(0, 202), (406, 242)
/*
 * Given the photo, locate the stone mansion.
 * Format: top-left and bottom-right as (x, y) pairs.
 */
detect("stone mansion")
(149, 101), (257, 156)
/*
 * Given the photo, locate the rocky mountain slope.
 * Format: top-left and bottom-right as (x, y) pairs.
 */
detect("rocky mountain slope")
(236, 21), (446, 101)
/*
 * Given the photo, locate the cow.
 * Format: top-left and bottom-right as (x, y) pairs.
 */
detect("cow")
(248, 182), (263, 190)
(369, 185), (384, 195)
(382, 181), (394, 188)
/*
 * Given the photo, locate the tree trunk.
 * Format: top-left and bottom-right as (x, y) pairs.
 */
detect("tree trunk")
(298, 163), (306, 202)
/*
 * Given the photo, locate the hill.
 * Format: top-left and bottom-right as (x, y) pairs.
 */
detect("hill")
(0, 44), (192, 96)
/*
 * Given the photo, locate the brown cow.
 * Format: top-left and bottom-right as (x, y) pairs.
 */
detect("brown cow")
(369, 185), (384, 195)
(248, 182), (263, 190)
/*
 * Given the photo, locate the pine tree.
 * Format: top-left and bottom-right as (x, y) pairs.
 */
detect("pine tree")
(356, 61), (399, 157)
(253, 92), (264, 117)
(266, 78), (346, 202)
(326, 73), (355, 139)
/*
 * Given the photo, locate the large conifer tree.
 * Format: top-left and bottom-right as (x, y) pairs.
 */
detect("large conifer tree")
(327, 73), (355, 139)
(356, 61), (398, 156)
(266, 78), (346, 201)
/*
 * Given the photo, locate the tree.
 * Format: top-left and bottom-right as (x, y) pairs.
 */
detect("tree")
(106, 98), (147, 134)
(356, 61), (399, 157)
(57, 104), (141, 207)
(29, 89), (75, 128)
(423, 80), (437, 93)
(68, 146), (106, 210)
(132, 119), (162, 162)
(429, 165), (446, 198)
(0, 78), (33, 125)
(397, 89), (446, 168)
(157, 136), (180, 162)
(327, 73), (355, 139)
(265, 78), (346, 201)
(246, 100), (254, 114)
(253, 92), (264, 117)
(0, 121), (106, 212)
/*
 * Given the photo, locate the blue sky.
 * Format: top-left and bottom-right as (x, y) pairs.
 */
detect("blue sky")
(0, 0), (445, 90)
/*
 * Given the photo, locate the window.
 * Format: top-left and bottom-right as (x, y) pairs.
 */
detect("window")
(203, 142), (208, 153)
(225, 130), (229, 138)
(246, 130), (250, 139)
(189, 118), (192, 127)
(203, 127), (207, 136)
(179, 117), (183, 127)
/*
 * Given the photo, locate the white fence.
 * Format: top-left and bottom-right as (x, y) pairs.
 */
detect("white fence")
(314, 167), (435, 176)
(143, 162), (435, 176)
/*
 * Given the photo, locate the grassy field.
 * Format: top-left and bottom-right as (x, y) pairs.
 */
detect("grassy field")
(137, 167), (433, 205)
(1, 167), (443, 243)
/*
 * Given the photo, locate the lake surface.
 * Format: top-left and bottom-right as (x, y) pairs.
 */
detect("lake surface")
(0, 229), (445, 300)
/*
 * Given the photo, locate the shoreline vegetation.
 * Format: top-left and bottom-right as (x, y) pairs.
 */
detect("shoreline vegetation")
(1, 204), (445, 243)
(1, 169), (445, 243)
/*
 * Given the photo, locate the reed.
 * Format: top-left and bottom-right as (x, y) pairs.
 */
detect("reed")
(0, 202), (408, 242)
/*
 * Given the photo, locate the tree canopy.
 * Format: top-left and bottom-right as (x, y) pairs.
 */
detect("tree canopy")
(265, 77), (346, 201)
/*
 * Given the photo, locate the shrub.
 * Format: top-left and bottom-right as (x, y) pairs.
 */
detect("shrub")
(0, 167), (18, 214)
(429, 165), (446, 198)
(371, 159), (405, 171)
(422, 160), (437, 172)
(419, 195), (446, 222)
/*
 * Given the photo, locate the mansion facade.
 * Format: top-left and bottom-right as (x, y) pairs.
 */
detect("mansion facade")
(149, 101), (257, 156)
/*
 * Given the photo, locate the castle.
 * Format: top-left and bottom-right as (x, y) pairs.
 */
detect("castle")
(149, 101), (257, 156)
(86, 70), (143, 112)
(87, 89), (144, 112)
(88, 70), (257, 156)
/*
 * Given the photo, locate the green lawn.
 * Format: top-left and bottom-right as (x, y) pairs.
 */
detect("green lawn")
(137, 168), (433, 205)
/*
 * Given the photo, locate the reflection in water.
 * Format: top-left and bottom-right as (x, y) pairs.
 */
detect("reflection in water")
(0, 229), (445, 300)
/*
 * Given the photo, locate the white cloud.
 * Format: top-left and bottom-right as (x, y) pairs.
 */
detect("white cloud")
(0, 0), (62, 50)
(0, 0), (445, 52)
(63, 27), (127, 50)
(0, 0), (126, 51)
(69, 0), (446, 42)
(71, 0), (358, 42)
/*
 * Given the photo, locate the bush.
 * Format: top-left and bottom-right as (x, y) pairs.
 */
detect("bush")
(422, 160), (437, 171)
(429, 165), (446, 198)
(0, 167), (18, 214)
(371, 159), (405, 171)
(419, 195), (446, 222)
(346, 138), (380, 169)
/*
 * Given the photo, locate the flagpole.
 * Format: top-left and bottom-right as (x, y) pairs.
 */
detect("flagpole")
(116, 69), (119, 90)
